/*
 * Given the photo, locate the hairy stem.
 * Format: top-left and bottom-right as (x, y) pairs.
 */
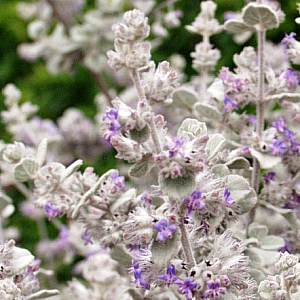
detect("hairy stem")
(92, 72), (113, 106)
(249, 29), (266, 224)
(179, 222), (196, 267)
(130, 69), (162, 154)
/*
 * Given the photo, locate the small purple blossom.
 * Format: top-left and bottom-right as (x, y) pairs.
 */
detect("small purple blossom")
(223, 188), (234, 207)
(102, 108), (121, 143)
(263, 172), (276, 185)
(272, 118), (287, 133)
(81, 229), (93, 245)
(168, 137), (185, 158)
(110, 171), (125, 191)
(203, 279), (227, 299)
(132, 261), (150, 290)
(154, 219), (177, 243)
(159, 264), (177, 286)
(282, 32), (297, 48)
(279, 240), (292, 253)
(175, 278), (198, 300)
(280, 69), (299, 90)
(224, 96), (238, 113)
(44, 202), (61, 219)
(183, 191), (205, 216)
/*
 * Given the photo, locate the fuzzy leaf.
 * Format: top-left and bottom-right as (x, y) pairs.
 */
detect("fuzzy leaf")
(172, 87), (199, 110)
(36, 138), (48, 166)
(224, 19), (254, 33)
(152, 233), (180, 267)
(111, 246), (132, 268)
(129, 156), (151, 178)
(129, 125), (150, 144)
(177, 118), (207, 141)
(242, 3), (279, 29)
(211, 164), (230, 177)
(250, 148), (281, 169)
(226, 157), (250, 169)
(207, 79), (225, 102)
(248, 223), (268, 239)
(14, 159), (39, 182)
(12, 246), (35, 274)
(226, 174), (257, 214)
(110, 188), (136, 214)
(260, 235), (285, 250)
(194, 103), (222, 121)
(62, 159), (83, 181)
(206, 134), (226, 160)
(26, 290), (60, 300)
(159, 171), (196, 200)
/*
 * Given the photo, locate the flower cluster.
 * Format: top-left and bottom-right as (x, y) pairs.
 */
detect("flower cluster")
(2, 1), (300, 300)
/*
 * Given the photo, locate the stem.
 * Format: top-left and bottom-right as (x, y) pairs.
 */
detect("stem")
(71, 169), (115, 218)
(0, 218), (4, 244)
(92, 72), (113, 106)
(130, 69), (162, 154)
(251, 30), (265, 192)
(249, 29), (266, 225)
(179, 222), (196, 267)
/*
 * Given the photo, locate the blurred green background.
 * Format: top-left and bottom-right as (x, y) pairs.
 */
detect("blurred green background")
(0, 0), (299, 282)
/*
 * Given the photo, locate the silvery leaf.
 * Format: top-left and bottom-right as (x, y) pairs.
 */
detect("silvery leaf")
(207, 79), (225, 102)
(26, 290), (60, 300)
(260, 235), (285, 250)
(225, 157), (250, 169)
(242, 3), (279, 30)
(14, 159), (39, 182)
(250, 148), (281, 169)
(194, 103), (222, 122)
(111, 246), (132, 268)
(127, 289), (143, 300)
(211, 164), (230, 177)
(152, 232), (180, 268)
(159, 171), (196, 200)
(206, 134), (226, 160)
(11, 246), (35, 274)
(36, 138), (48, 167)
(226, 174), (257, 214)
(177, 118), (207, 141)
(61, 159), (83, 181)
(222, 293), (238, 300)
(172, 87), (199, 110)
(129, 125), (150, 144)
(110, 188), (136, 214)
(224, 19), (254, 33)
(248, 247), (280, 267)
(129, 155), (152, 178)
(248, 222), (268, 239)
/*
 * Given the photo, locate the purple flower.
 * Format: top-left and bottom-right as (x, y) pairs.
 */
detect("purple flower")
(81, 229), (93, 245)
(102, 108), (121, 143)
(224, 96), (238, 113)
(282, 32), (296, 48)
(279, 240), (292, 253)
(154, 219), (177, 243)
(271, 139), (288, 155)
(223, 188), (235, 207)
(44, 202), (61, 219)
(168, 137), (185, 158)
(280, 69), (299, 90)
(263, 172), (276, 185)
(159, 264), (178, 286)
(132, 261), (150, 290)
(110, 171), (125, 191)
(272, 118), (287, 133)
(203, 279), (227, 299)
(175, 278), (198, 300)
(183, 191), (205, 216)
